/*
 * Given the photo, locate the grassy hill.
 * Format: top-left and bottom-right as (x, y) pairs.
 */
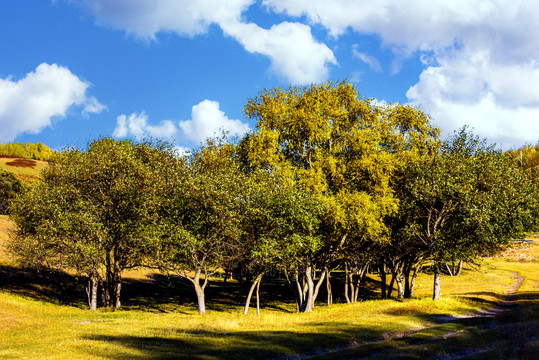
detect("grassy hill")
(0, 155), (48, 183)
(0, 215), (537, 359)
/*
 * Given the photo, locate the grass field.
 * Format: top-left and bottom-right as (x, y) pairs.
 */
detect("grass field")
(0, 156), (48, 183)
(0, 214), (537, 359)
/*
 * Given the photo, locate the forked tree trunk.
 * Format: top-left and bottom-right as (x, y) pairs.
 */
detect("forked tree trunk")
(287, 266), (327, 312)
(185, 268), (209, 314)
(304, 266), (315, 312)
(433, 263), (442, 301)
(244, 273), (264, 315)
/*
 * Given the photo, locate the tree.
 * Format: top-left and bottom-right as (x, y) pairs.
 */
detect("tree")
(0, 170), (26, 214)
(243, 80), (438, 310)
(399, 129), (538, 300)
(155, 137), (245, 314)
(239, 170), (324, 314)
(9, 138), (172, 309)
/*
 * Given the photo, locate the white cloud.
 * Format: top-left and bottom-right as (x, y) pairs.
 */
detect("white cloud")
(179, 100), (250, 143)
(75, 0), (336, 84)
(75, 0), (253, 38)
(352, 44), (381, 72)
(113, 112), (177, 140)
(264, 0), (539, 147)
(407, 49), (539, 148)
(113, 100), (250, 145)
(0, 63), (105, 142)
(221, 21), (336, 84)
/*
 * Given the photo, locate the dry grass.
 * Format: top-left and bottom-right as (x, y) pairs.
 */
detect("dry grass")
(0, 156), (47, 183)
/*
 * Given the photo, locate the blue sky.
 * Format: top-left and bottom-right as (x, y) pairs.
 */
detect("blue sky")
(1, 0), (538, 151)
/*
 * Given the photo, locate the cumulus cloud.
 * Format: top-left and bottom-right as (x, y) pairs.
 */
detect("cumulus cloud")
(407, 49), (539, 148)
(264, 0), (539, 147)
(0, 63), (105, 142)
(113, 100), (250, 145)
(221, 21), (336, 84)
(113, 112), (178, 140)
(75, 0), (336, 84)
(179, 100), (250, 143)
(75, 0), (253, 38)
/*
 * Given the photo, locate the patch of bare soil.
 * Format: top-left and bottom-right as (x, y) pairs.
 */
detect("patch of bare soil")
(5, 158), (37, 168)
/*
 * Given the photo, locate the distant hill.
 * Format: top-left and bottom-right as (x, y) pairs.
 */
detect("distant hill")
(0, 155), (48, 184)
(0, 142), (53, 183)
(0, 142), (54, 161)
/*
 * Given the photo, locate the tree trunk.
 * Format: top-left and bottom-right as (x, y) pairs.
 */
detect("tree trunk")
(113, 261), (122, 309)
(304, 266), (315, 312)
(191, 268), (208, 314)
(344, 263), (351, 303)
(86, 276), (99, 310)
(455, 260), (463, 276)
(409, 262), (423, 298)
(326, 267), (332, 305)
(255, 275), (261, 315)
(379, 264), (387, 299)
(244, 273), (263, 315)
(387, 268), (396, 298)
(433, 263), (442, 301)
(396, 272), (404, 299)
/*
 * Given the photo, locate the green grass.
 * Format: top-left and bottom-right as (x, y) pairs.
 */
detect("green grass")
(0, 216), (537, 359)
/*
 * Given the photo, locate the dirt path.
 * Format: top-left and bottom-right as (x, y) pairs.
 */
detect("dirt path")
(282, 272), (527, 360)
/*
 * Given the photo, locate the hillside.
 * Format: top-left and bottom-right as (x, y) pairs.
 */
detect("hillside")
(0, 155), (47, 183)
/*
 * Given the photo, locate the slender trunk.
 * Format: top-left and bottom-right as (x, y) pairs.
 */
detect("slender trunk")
(86, 276), (98, 310)
(244, 273), (264, 315)
(352, 272), (360, 303)
(433, 263), (442, 301)
(379, 265), (387, 299)
(445, 263), (454, 276)
(455, 260), (463, 276)
(99, 279), (108, 307)
(359, 266), (368, 301)
(326, 267), (332, 305)
(312, 268), (327, 306)
(255, 275), (261, 315)
(346, 271), (356, 303)
(387, 268), (396, 298)
(403, 261), (412, 298)
(344, 263), (351, 303)
(113, 260), (122, 309)
(294, 274), (304, 312)
(409, 262), (422, 298)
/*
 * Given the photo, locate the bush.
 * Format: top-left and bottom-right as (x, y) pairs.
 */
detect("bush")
(0, 170), (26, 214)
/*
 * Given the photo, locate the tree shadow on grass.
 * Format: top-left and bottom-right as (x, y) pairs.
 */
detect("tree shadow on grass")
(83, 325), (384, 360)
(0, 264), (87, 307)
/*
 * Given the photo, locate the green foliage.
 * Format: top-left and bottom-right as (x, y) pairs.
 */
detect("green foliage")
(0, 142), (54, 160)
(395, 128), (539, 298)
(8, 138), (177, 309)
(0, 170), (26, 214)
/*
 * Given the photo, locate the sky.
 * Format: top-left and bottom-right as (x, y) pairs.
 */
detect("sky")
(1, 0), (538, 152)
